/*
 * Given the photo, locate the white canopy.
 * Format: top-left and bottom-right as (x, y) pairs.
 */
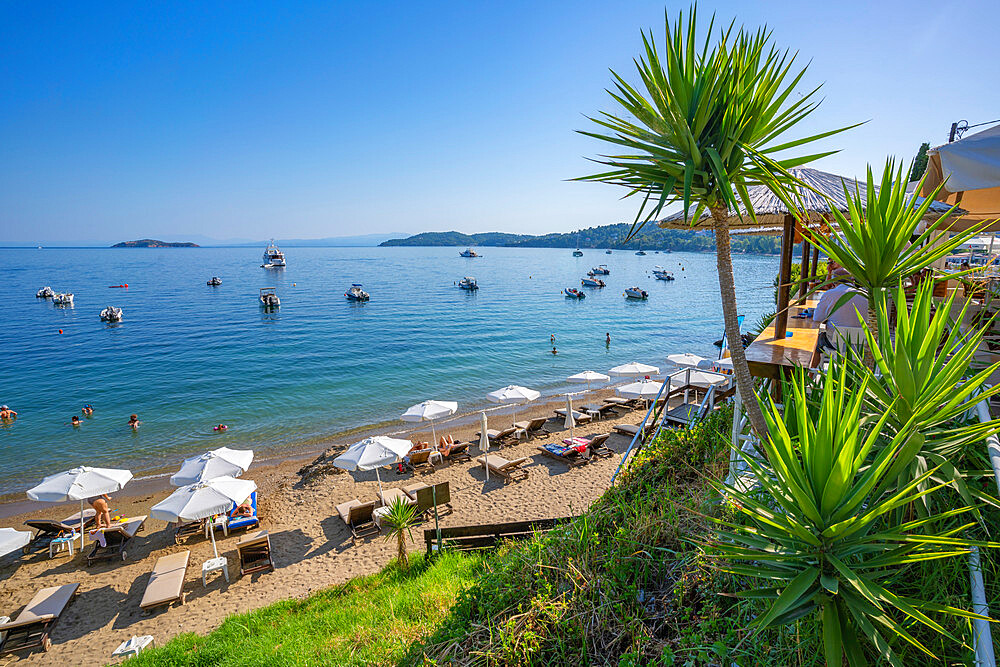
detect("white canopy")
(665, 353), (708, 369)
(670, 369), (730, 389)
(487, 385), (541, 404)
(567, 371), (611, 388)
(400, 400), (458, 444)
(150, 476), (257, 559)
(609, 362), (660, 377)
(27, 466), (133, 502)
(333, 436), (412, 499)
(0, 527), (32, 558)
(170, 448), (254, 487)
(930, 124), (1000, 193)
(616, 379), (664, 400)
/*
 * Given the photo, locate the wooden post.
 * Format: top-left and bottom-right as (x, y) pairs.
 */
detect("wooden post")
(798, 236), (811, 299)
(774, 215), (795, 339)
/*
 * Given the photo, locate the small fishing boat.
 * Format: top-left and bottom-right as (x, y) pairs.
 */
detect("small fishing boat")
(458, 277), (479, 290)
(635, 249), (647, 256)
(590, 264), (610, 275)
(345, 283), (370, 301)
(259, 288), (280, 308)
(652, 266), (675, 281)
(459, 248), (480, 258)
(625, 287), (649, 300)
(564, 288), (586, 299)
(262, 240), (286, 268)
(572, 249), (584, 257)
(52, 293), (74, 305)
(100, 306), (123, 322)
(207, 276), (222, 286)
(581, 277), (605, 288)
(36, 286), (55, 299)
(605, 249), (612, 254)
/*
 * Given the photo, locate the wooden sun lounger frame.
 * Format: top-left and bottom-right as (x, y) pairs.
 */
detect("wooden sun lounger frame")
(139, 550), (189, 612)
(552, 408), (593, 424)
(475, 455), (530, 482)
(439, 440), (471, 462)
(410, 482), (454, 518)
(405, 448), (435, 472)
(536, 444), (590, 468)
(337, 499), (379, 544)
(583, 433), (614, 458)
(513, 417), (551, 440)
(237, 530), (274, 576)
(0, 583), (79, 655)
(86, 516), (146, 566)
(22, 510), (97, 554)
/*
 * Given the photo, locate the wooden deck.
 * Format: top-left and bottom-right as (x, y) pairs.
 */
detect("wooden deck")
(746, 299), (822, 379)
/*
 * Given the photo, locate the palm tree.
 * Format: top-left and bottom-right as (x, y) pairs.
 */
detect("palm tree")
(382, 497), (417, 569)
(577, 6), (855, 436)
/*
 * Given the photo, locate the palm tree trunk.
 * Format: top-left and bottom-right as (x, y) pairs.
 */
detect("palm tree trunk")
(712, 210), (768, 438)
(865, 303), (878, 368)
(398, 532), (408, 569)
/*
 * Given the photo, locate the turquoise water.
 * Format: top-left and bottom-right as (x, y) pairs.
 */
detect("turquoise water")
(0, 246), (776, 494)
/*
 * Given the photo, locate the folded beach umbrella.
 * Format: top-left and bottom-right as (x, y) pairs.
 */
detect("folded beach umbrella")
(27, 466), (133, 548)
(333, 436), (412, 499)
(170, 447), (254, 486)
(400, 400), (458, 445)
(608, 362), (660, 378)
(665, 353), (708, 369)
(487, 385), (541, 426)
(564, 394), (576, 440)
(479, 412), (491, 482)
(0, 527), (31, 558)
(151, 476), (257, 558)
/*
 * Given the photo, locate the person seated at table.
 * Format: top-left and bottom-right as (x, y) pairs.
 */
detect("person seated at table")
(813, 278), (868, 349)
(88, 493), (113, 530)
(827, 259), (850, 281)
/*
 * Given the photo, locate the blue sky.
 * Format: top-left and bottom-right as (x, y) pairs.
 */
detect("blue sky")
(1, 1), (998, 244)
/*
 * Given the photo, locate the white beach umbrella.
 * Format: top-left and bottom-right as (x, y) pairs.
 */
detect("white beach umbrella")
(27, 466), (133, 548)
(170, 447), (254, 486)
(675, 370), (730, 389)
(400, 400), (458, 445)
(151, 476), (257, 558)
(332, 436), (412, 500)
(608, 362), (660, 378)
(711, 358), (734, 373)
(479, 412), (490, 481)
(0, 527), (31, 558)
(567, 370), (610, 392)
(564, 394), (576, 440)
(665, 352), (709, 369)
(617, 379), (664, 407)
(487, 385), (541, 425)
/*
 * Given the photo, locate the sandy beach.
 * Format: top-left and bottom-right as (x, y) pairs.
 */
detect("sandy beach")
(0, 390), (657, 665)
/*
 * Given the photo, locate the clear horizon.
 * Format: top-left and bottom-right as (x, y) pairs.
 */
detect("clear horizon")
(2, 1), (998, 244)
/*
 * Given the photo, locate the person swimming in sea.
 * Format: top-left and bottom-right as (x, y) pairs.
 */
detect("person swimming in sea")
(82, 404), (94, 416)
(128, 414), (140, 430)
(550, 333), (556, 344)
(71, 415), (81, 427)
(605, 332), (611, 345)
(551, 347), (558, 355)
(0, 405), (17, 420)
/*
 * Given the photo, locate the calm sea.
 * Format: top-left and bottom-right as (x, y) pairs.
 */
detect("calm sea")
(0, 246), (776, 495)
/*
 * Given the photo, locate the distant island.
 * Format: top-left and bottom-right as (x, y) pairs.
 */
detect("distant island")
(380, 223), (781, 254)
(111, 239), (200, 248)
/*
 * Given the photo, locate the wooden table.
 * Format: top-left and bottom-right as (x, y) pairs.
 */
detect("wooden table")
(745, 301), (822, 381)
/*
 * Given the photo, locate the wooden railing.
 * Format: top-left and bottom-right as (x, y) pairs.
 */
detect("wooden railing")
(424, 516), (577, 555)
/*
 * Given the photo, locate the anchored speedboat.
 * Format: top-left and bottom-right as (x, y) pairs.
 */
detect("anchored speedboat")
(581, 277), (605, 288)
(262, 241), (286, 268)
(52, 293), (74, 305)
(36, 286), (55, 299)
(564, 288), (586, 299)
(458, 277), (479, 291)
(572, 249), (584, 257)
(345, 284), (370, 301)
(207, 277), (222, 286)
(259, 288), (280, 308)
(100, 306), (123, 322)
(652, 266), (675, 281)
(459, 248), (480, 258)
(625, 287), (649, 300)
(590, 264), (610, 275)
(635, 249), (647, 256)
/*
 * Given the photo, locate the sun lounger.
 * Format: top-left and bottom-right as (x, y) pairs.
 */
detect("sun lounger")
(23, 509), (96, 553)
(613, 421), (655, 438)
(552, 408), (593, 424)
(537, 442), (590, 467)
(0, 583), (79, 655)
(411, 482), (453, 518)
(227, 491), (260, 532)
(336, 499), (378, 544)
(237, 530), (274, 576)
(439, 440), (471, 462)
(139, 551), (189, 612)
(582, 432), (614, 458)
(475, 455), (530, 482)
(513, 417), (550, 440)
(581, 403), (618, 420)
(379, 487), (416, 507)
(86, 515), (146, 566)
(474, 427), (518, 447)
(174, 520), (204, 544)
(405, 448), (434, 472)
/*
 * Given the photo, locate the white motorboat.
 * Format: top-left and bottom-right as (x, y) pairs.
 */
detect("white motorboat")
(590, 264), (610, 275)
(259, 288), (280, 308)
(564, 288), (586, 299)
(207, 276), (222, 286)
(459, 248), (481, 258)
(52, 293), (74, 305)
(581, 276), (605, 288)
(100, 306), (123, 322)
(345, 283), (370, 301)
(573, 249), (584, 257)
(605, 249), (612, 254)
(635, 249), (647, 256)
(625, 287), (649, 300)
(458, 277), (479, 290)
(36, 286), (55, 299)
(652, 266), (675, 281)
(262, 240), (286, 268)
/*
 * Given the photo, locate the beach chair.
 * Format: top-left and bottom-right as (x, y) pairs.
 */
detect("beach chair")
(475, 455), (530, 482)
(613, 421), (654, 439)
(0, 583), (79, 655)
(474, 427), (517, 447)
(582, 403), (619, 421)
(139, 551), (189, 612)
(411, 482), (453, 518)
(439, 440), (471, 462)
(379, 487), (416, 507)
(405, 448), (434, 472)
(537, 443), (590, 467)
(226, 491), (260, 532)
(236, 530), (274, 576)
(582, 433), (614, 458)
(23, 509), (96, 554)
(336, 499), (378, 544)
(552, 408), (593, 424)
(602, 397), (633, 413)
(173, 520), (204, 545)
(513, 417), (550, 440)
(86, 515), (146, 566)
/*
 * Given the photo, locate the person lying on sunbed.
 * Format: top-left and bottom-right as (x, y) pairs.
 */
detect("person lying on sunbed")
(438, 435), (460, 456)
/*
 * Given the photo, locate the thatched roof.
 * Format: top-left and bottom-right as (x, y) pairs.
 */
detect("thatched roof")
(657, 167), (959, 230)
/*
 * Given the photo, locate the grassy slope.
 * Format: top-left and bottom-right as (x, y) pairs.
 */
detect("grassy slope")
(125, 552), (480, 667)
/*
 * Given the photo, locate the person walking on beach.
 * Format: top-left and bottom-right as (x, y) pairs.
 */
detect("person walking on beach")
(128, 413), (140, 430)
(89, 493), (113, 530)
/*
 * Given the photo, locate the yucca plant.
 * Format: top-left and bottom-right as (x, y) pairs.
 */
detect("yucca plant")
(382, 497), (417, 570)
(577, 5), (855, 437)
(710, 361), (993, 665)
